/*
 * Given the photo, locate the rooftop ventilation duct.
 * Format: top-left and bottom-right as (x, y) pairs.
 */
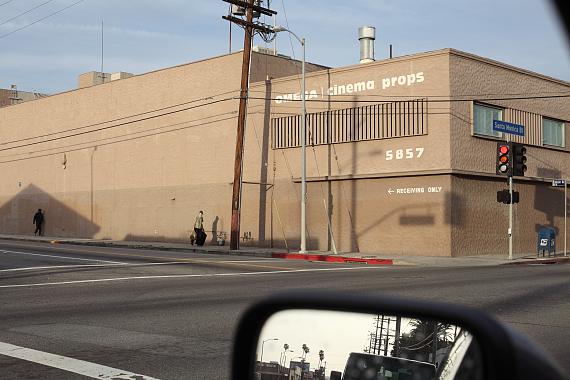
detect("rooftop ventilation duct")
(359, 26), (376, 64)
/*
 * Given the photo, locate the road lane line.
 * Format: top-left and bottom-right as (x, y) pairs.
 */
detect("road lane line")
(0, 260), (281, 273)
(0, 266), (386, 288)
(2, 246), (295, 270)
(0, 342), (160, 379)
(0, 250), (126, 264)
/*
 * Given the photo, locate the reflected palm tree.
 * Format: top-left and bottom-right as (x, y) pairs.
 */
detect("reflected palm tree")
(301, 344), (310, 361)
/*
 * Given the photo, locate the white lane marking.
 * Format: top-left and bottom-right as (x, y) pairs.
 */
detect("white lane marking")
(0, 266), (386, 288)
(0, 260), (285, 273)
(0, 264), (125, 272)
(0, 250), (126, 265)
(0, 341), (160, 379)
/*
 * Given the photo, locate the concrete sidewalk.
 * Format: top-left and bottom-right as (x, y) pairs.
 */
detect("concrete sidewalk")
(0, 234), (568, 267)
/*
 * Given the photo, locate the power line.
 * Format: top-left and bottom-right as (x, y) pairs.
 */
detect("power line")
(1, 92), (565, 153)
(0, 0), (86, 40)
(249, 88), (570, 98)
(0, 114), (238, 164)
(0, 0), (16, 7)
(248, 93), (570, 103)
(0, 111), (238, 160)
(0, 0), (56, 27)
(0, 97), (235, 152)
(0, 89), (240, 146)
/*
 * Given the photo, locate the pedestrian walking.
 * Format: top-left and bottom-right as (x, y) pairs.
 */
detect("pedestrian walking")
(33, 208), (44, 236)
(194, 210), (207, 246)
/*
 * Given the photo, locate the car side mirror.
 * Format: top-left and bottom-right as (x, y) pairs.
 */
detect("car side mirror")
(231, 291), (566, 380)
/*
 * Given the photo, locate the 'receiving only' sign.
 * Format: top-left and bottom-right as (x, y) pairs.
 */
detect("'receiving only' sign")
(387, 186), (443, 195)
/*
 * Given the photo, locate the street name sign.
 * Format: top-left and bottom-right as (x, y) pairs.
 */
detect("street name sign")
(552, 179), (567, 187)
(493, 120), (525, 137)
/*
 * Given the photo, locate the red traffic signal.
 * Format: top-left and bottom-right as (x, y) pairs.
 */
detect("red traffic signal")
(496, 142), (512, 176)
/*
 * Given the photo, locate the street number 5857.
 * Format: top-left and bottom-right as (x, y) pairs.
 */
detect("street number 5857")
(385, 147), (424, 161)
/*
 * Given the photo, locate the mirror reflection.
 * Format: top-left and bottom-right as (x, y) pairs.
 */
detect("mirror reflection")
(256, 310), (483, 380)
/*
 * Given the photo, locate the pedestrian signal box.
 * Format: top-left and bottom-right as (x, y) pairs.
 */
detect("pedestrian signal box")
(497, 189), (520, 204)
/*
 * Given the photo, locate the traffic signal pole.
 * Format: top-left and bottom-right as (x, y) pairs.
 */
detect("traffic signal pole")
(497, 137), (527, 260)
(508, 136), (513, 260)
(509, 175), (513, 260)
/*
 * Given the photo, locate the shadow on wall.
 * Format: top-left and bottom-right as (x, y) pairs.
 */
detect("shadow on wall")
(211, 215), (220, 244)
(399, 215), (435, 225)
(257, 81), (272, 246)
(534, 168), (566, 234)
(0, 184), (100, 238)
(122, 215), (225, 245)
(445, 191), (464, 226)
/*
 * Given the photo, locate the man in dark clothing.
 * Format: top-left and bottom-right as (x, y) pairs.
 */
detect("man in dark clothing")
(33, 209), (44, 236)
(194, 210), (206, 246)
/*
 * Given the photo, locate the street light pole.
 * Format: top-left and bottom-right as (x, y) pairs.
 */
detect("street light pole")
(274, 26), (307, 254)
(260, 338), (278, 363)
(300, 37), (307, 254)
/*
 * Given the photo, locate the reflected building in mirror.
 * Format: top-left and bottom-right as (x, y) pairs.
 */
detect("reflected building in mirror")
(257, 309), (483, 380)
(255, 361), (290, 380)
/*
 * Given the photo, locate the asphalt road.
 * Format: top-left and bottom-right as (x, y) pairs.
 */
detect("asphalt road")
(0, 239), (568, 379)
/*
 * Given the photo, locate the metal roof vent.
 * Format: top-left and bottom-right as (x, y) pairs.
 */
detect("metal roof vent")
(359, 26), (376, 64)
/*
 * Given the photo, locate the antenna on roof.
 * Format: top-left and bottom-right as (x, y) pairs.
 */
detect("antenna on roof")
(101, 20), (104, 78)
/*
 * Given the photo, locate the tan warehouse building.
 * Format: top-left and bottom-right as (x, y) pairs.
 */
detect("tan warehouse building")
(0, 48), (568, 257)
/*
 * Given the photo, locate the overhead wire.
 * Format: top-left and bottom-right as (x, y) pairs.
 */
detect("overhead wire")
(0, 0), (56, 27)
(0, 97), (235, 152)
(0, 88), (240, 146)
(2, 91), (564, 154)
(0, 0), (86, 40)
(249, 88), (570, 98)
(0, 110), (238, 160)
(248, 93), (570, 103)
(0, 0), (15, 7)
(0, 113), (239, 164)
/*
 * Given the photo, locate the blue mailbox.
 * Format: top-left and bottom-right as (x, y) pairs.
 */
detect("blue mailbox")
(537, 227), (556, 257)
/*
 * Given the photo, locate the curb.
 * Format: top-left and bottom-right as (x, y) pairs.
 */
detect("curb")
(503, 256), (570, 265)
(1, 236), (394, 265)
(271, 252), (393, 265)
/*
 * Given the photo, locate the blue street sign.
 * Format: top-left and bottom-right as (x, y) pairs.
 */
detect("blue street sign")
(493, 120), (525, 136)
(552, 179), (567, 187)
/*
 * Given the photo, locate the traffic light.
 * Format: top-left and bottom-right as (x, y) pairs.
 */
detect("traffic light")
(512, 143), (527, 176)
(496, 142), (512, 176)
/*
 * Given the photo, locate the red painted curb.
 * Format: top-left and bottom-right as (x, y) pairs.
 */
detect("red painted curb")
(271, 252), (393, 265)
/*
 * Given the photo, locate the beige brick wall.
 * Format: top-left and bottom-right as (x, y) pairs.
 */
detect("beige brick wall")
(0, 48), (567, 257)
(0, 51), (327, 241)
(448, 50), (570, 256)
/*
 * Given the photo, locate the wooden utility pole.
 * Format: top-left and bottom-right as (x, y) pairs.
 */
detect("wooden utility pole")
(222, 0), (276, 250)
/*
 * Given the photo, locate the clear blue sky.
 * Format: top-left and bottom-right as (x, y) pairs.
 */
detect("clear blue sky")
(0, 0), (568, 94)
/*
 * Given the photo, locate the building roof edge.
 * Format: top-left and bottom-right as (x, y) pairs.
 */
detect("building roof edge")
(447, 48), (570, 87)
